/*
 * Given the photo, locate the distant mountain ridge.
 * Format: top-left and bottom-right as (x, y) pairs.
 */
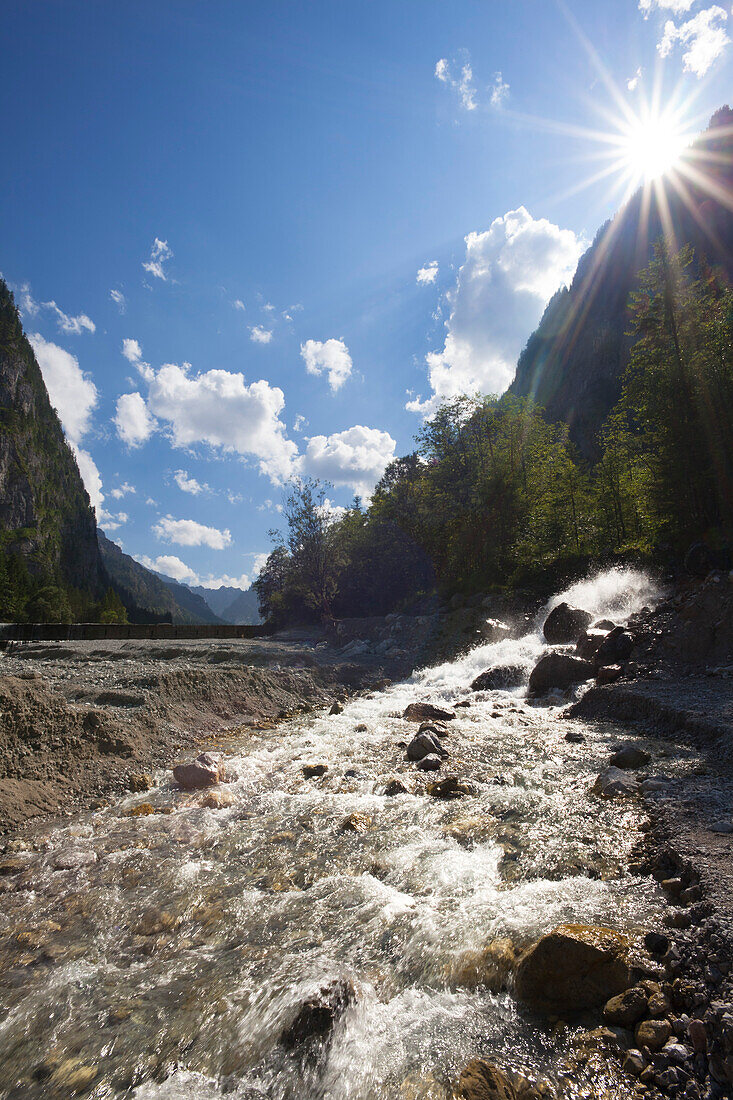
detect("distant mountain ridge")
(511, 106), (733, 456)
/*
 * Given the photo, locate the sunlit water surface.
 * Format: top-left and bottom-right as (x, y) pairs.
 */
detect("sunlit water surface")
(0, 569), (668, 1099)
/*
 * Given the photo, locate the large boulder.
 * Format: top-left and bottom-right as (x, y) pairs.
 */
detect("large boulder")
(542, 603), (592, 644)
(609, 744), (651, 769)
(280, 978), (355, 1048)
(172, 752), (223, 790)
(575, 629), (609, 661)
(406, 731), (448, 761)
(456, 1061), (515, 1100)
(471, 666), (525, 692)
(528, 653), (594, 695)
(403, 702), (456, 722)
(514, 923), (632, 1015)
(594, 626), (634, 665)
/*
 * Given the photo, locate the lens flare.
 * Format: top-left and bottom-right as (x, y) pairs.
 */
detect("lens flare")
(619, 110), (690, 184)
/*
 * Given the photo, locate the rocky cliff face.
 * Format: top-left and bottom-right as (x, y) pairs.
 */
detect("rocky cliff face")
(511, 107), (733, 457)
(0, 277), (104, 599)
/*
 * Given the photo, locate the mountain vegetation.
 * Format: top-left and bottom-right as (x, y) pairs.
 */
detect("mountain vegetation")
(256, 241), (733, 624)
(0, 277), (105, 622)
(511, 106), (733, 457)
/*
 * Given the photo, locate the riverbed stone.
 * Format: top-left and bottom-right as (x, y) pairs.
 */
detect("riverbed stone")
(384, 777), (410, 796)
(595, 626), (634, 665)
(280, 977), (355, 1048)
(427, 775), (473, 800)
(128, 772), (153, 792)
(406, 732), (448, 762)
(595, 664), (623, 685)
(592, 767), (639, 799)
(416, 753), (442, 772)
(403, 702), (456, 722)
(172, 752), (223, 790)
(622, 1049), (646, 1076)
(456, 1060), (515, 1100)
(528, 653), (595, 695)
(302, 764), (328, 779)
(53, 848), (98, 871)
(339, 813), (371, 832)
(470, 666), (525, 692)
(49, 1058), (98, 1093)
(604, 985), (649, 1026)
(636, 1018), (672, 1050)
(514, 923), (632, 1015)
(543, 603), (592, 644)
(609, 744), (651, 769)
(452, 937), (517, 992)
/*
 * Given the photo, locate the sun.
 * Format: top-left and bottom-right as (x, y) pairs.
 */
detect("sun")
(618, 109), (690, 185)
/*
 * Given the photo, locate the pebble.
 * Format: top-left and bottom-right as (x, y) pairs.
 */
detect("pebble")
(636, 1018), (672, 1050)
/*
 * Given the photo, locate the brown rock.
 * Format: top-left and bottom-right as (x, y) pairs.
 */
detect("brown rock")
(127, 772), (153, 792)
(604, 986), (648, 1026)
(635, 1018), (671, 1051)
(172, 752), (223, 790)
(528, 653), (595, 695)
(456, 1060), (515, 1100)
(452, 937), (517, 993)
(646, 990), (670, 1017)
(198, 789), (235, 809)
(596, 664), (623, 685)
(384, 778), (410, 796)
(125, 802), (156, 817)
(49, 1059), (98, 1093)
(134, 908), (180, 937)
(403, 702), (456, 722)
(339, 813), (372, 832)
(514, 924), (632, 1015)
(302, 764), (328, 779)
(427, 775), (474, 800)
(542, 603), (592, 644)
(688, 1018), (707, 1053)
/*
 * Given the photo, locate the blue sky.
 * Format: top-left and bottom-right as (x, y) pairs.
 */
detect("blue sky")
(2, 0), (730, 588)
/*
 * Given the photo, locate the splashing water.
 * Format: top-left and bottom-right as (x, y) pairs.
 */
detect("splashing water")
(0, 569), (666, 1099)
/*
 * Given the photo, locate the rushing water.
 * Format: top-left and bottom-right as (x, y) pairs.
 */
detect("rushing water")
(0, 569), (667, 1099)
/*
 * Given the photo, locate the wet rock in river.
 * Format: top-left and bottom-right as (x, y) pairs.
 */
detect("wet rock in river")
(451, 937), (518, 993)
(576, 629), (610, 661)
(403, 702), (456, 722)
(406, 731), (448, 762)
(595, 626), (634, 665)
(172, 752), (223, 790)
(416, 753), (442, 771)
(53, 848), (98, 871)
(302, 764), (328, 779)
(609, 743), (651, 769)
(49, 1058), (98, 1094)
(528, 653), (594, 695)
(339, 812), (371, 832)
(329, 701), (344, 715)
(470, 665), (525, 692)
(128, 772), (153, 792)
(514, 923), (632, 1015)
(280, 977), (355, 1048)
(455, 1060), (515, 1100)
(198, 788), (235, 809)
(542, 602), (592, 644)
(635, 1017), (672, 1050)
(134, 907), (181, 936)
(595, 664), (623, 685)
(427, 775), (474, 800)
(593, 767), (639, 798)
(417, 721), (449, 738)
(564, 730), (585, 743)
(604, 985), (649, 1026)
(384, 777), (410, 795)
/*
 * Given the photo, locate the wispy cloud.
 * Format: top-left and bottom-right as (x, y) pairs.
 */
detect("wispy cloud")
(658, 5), (730, 76)
(110, 289), (126, 313)
(174, 469), (209, 495)
(249, 325), (273, 344)
(142, 238), (173, 281)
(435, 53), (509, 112)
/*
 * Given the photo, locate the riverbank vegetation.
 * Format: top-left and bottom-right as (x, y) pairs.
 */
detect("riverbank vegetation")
(256, 245), (733, 625)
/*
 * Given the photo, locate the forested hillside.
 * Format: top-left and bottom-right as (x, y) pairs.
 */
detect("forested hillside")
(511, 107), (733, 456)
(257, 243), (733, 624)
(0, 278), (105, 622)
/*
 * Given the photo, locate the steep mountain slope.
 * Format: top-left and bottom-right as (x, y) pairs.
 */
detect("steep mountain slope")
(158, 576), (224, 624)
(511, 107), (733, 456)
(0, 278), (104, 610)
(217, 585), (261, 625)
(98, 534), (218, 624)
(191, 584), (245, 619)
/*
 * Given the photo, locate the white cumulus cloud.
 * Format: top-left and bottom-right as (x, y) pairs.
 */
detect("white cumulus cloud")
(115, 392), (156, 448)
(109, 482), (136, 500)
(153, 516), (232, 550)
(658, 5), (730, 75)
(639, 0), (697, 13)
(174, 469), (207, 494)
(303, 425), (396, 498)
(249, 325), (273, 344)
(72, 445), (104, 513)
(407, 207), (584, 415)
(139, 554), (199, 584)
(29, 333), (98, 445)
(43, 300), (95, 335)
(143, 362), (298, 484)
(300, 338), (353, 392)
(143, 238), (173, 281)
(417, 261), (439, 285)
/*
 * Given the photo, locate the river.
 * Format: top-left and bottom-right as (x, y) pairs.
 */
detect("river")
(0, 569), (674, 1098)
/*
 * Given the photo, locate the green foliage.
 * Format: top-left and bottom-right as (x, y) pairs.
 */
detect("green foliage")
(98, 587), (129, 624)
(256, 244), (732, 626)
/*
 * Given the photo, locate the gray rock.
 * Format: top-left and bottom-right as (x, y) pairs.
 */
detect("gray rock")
(53, 849), (98, 871)
(528, 652), (595, 695)
(470, 665), (525, 692)
(416, 753), (442, 771)
(609, 744), (651, 769)
(593, 767), (639, 799)
(543, 602), (592, 644)
(406, 732), (448, 761)
(402, 702), (456, 722)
